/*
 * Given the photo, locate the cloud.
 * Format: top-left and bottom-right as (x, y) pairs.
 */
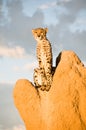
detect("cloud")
(0, 0), (44, 54)
(57, 0), (86, 12)
(70, 12), (86, 32)
(13, 62), (37, 72)
(0, 0), (86, 60)
(56, 0), (86, 26)
(23, 62), (37, 71)
(0, 80), (14, 85)
(0, 124), (25, 130)
(39, 1), (57, 10)
(12, 125), (25, 130)
(49, 24), (86, 61)
(57, 0), (72, 5)
(0, 46), (29, 58)
(47, 0), (86, 62)
(0, 1), (86, 129)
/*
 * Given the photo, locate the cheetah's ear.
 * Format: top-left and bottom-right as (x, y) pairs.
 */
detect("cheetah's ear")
(45, 28), (48, 33)
(32, 29), (36, 34)
(32, 29), (35, 34)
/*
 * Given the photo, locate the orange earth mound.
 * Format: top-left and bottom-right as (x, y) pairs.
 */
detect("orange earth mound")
(13, 51), (86, 130)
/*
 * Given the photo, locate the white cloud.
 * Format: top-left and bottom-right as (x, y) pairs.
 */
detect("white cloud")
(0, 80), (14, 85)
(13, 66), (20, 72)
(12, 125), (25, 130)
(0, 46), (29, 58)
(0, 125), (26, 130)
(13, 62), (37, 72)
(39, 1), (57, 10)
(23, 62), (37, 70)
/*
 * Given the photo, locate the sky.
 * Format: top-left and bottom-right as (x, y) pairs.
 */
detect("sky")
(0, 0), (86, 129)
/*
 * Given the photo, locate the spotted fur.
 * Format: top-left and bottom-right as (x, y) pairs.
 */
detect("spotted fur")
(32, 28), (53, 91)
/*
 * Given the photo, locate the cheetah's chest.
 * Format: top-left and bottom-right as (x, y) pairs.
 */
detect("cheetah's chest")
(37, 42), (49, 65)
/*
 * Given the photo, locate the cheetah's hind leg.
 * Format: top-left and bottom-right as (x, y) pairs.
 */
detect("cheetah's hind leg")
(33, 68), (47, 91)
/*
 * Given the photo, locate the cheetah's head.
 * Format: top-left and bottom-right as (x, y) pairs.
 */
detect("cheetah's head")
(32, 28), (48, 42)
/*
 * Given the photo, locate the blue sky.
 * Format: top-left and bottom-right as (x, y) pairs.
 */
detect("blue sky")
(0, 0), (86, 84)
(0, 0), (86, 129)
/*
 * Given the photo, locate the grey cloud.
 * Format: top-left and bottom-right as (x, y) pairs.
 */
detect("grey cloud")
(57, 0), (86, 12)
(0, 0), (44, 54)
(0, 0), (2, 5)
(0, 0), (86, 128)
(48, 25), (86, 61)
(0, 0), (86, 62)
(56, 0), (86, 26)
(63, 0), (86, 13)
(48, 0), (86, 61)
